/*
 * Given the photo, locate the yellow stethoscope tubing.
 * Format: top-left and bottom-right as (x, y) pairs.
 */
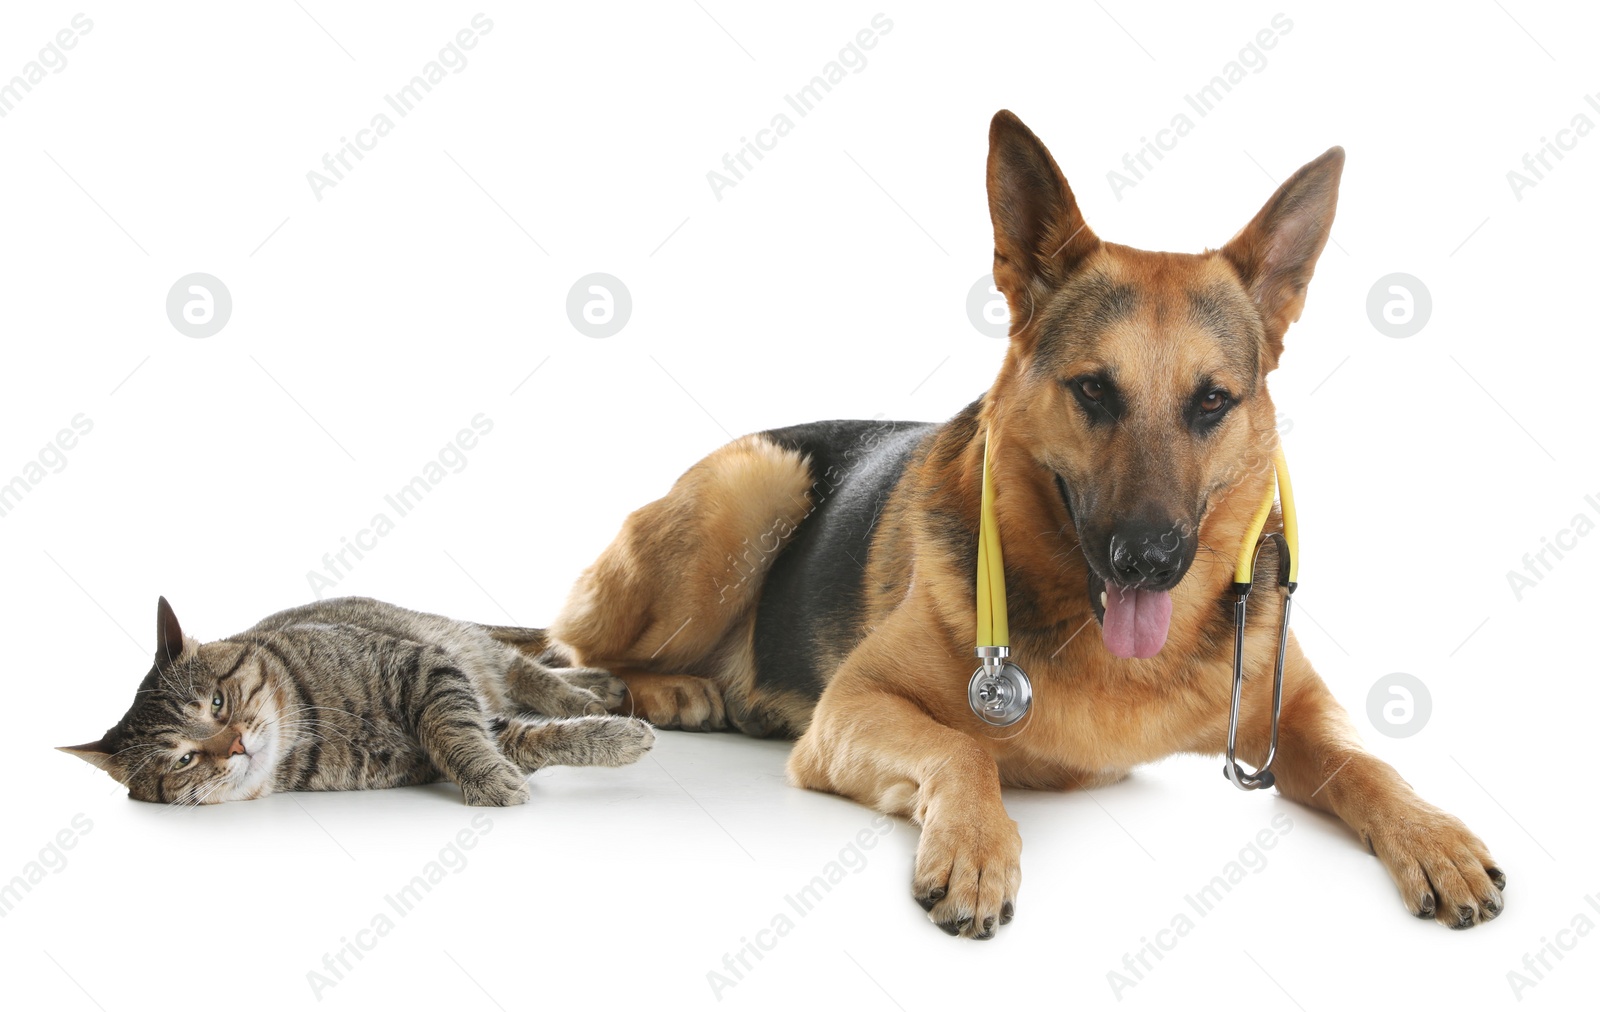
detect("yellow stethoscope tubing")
(977, 435), (1297, 646)
(975, 433), (1009, 649)
(1223, 443), (1297, 791)
(1231, 446), (1297, 588)
(972, 428), (1298, 780)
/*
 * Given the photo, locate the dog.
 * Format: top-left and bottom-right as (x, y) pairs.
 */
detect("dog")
(546, 110), (1504, 939)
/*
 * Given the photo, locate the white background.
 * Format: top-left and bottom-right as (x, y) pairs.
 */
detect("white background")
(2, 2), (1597, 1009)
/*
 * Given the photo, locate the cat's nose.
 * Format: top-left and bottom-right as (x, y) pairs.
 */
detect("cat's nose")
(201, 728), (244, 758)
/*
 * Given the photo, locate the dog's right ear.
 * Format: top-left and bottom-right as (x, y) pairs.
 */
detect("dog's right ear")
(986, 110), (1100, 335)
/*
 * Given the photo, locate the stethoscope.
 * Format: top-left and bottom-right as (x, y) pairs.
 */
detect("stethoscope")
(968, 430), (1297, 795)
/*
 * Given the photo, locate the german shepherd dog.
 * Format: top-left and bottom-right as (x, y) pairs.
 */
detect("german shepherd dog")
(545, 111), (1504, 938)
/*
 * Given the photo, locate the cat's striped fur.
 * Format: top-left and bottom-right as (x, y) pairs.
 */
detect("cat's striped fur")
(61, 597), (654, 806)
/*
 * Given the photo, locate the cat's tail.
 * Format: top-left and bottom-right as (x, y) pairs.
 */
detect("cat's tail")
(481, 624), (550, 652)
(482, 625), (594, 671)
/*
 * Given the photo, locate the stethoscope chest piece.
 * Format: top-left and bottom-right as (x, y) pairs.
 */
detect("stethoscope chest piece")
(969, 647), (1031, 727)
(971, 431), (1031, 728)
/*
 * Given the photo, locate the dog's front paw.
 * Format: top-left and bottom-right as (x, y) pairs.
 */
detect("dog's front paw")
(1363, 797), (1504, 928)
(913, 810), (1021, 939)
(460, 765), (531, 807)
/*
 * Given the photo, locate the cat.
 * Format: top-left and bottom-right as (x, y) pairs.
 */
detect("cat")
(60, 596), (655, 806)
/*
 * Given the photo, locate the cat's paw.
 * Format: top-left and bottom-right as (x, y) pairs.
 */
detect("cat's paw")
(497, 715), (654, 771)
(593, 717), (656, 766)
(557, 667), (627, 710)
(543, 715), (656, 767)
(460, 766), (531, 807)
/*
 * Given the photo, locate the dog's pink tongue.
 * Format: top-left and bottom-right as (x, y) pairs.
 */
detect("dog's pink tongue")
(1102, 586), (1173, 659)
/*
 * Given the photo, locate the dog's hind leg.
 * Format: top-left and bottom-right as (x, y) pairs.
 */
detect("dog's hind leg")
(604, 667), (728, 731)
(548, 433), (815, 732)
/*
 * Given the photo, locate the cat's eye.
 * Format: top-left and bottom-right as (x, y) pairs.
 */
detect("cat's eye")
(211, 691), (224, 715)
(174, 751), (196, 770)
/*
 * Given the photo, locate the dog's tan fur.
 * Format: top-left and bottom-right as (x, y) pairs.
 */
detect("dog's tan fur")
(550, 111), (1503, 938)
(553, 433), (820, 735)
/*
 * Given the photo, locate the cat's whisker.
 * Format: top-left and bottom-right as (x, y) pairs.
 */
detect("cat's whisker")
(165, 779), (221, 812)
(271, 704), (385, 735)
(258, 717), (362, 748)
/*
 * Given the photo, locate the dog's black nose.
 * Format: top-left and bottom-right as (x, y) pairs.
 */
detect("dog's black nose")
(1109, 523), (1183, 587)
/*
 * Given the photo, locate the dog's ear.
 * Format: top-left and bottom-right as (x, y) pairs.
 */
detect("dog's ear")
(1220, 146), (1344, 367)
(986, 110), (1099, 336)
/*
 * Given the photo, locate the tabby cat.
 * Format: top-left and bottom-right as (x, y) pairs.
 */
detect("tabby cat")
(61, 597), (654, 806)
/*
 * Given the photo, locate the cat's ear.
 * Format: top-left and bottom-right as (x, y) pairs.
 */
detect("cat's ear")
(156, 596), (185, 669)
(58, 740), (119, 776)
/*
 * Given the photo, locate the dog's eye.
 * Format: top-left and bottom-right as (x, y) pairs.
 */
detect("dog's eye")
(1200, 390), (1228, 413)
(1078, 378), (1105, 402)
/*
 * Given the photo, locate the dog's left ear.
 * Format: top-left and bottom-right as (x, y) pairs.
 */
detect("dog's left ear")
(987, 110), (1100, 337)
(1220, 146), (1344, 367)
